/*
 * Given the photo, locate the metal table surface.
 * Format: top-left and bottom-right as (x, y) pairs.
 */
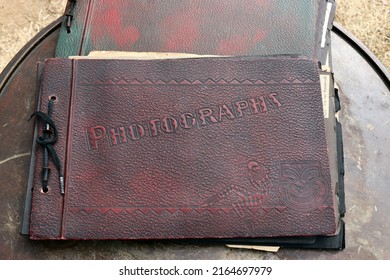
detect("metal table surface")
(0, 20), (389, 260)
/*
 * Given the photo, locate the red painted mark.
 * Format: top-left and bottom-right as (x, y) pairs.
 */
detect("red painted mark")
(216, 30), (266, 55)
(217, 35), (249, 55)
(253, 30), (267, 43)
(162, 9), (201, 51)
(93, 8), (139, 48)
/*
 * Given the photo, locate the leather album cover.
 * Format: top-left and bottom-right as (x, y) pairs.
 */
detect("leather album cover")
(25, 56), (342, 241)
(56, 0), (335, 65)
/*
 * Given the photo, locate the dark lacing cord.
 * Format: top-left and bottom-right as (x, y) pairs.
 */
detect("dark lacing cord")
(29, 98), (64, 195)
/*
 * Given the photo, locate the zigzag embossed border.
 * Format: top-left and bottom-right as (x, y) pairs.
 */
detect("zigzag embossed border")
(78, 78), (319, 86)
(68, 205), (330, 216)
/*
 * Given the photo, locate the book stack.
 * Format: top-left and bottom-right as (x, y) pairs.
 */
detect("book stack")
(22, 0), (345, 249)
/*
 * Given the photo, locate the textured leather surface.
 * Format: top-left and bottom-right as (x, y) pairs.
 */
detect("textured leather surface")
(30, 59), (73, 239)
(56, 0), (320, 59)
(29, 56), (338, 240)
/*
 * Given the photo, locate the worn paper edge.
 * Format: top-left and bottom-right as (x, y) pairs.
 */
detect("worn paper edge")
(321, 2), (333, 48)
(320, 74), (331, 119)
(226, 244), (280, 253)
(321, 60), (331, 72)
(70, 51), (226, 60)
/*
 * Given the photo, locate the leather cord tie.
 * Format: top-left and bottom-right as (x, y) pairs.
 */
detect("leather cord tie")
(29, 98), (64, 194)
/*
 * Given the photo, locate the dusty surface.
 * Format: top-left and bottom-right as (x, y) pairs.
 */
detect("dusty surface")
(0, 0), (389, 72)
(0, 0), (66, 71)
(335, 0), (389, 70)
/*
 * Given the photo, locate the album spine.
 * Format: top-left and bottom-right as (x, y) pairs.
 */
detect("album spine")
(29, 59), (73, 239)
(20, 63), (45, 235)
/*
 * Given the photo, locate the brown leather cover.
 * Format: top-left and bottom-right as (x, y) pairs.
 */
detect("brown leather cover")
(29, 56), (338, 240)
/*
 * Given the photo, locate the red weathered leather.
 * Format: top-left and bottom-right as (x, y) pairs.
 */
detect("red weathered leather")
(30, 56), (338, 240)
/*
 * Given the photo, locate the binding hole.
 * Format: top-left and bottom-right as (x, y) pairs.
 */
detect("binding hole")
(49, 96), (57, 102)
(41, 186), (49, 194)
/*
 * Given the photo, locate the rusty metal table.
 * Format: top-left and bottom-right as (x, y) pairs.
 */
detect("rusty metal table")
(0, 20), (389, 259)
